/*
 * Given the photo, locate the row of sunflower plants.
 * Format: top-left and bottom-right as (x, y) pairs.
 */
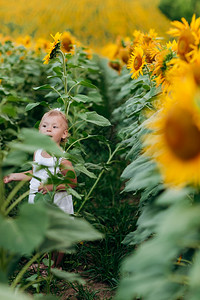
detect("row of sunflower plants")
(105, 14), (200, 300)
(0, 32), (119, 299)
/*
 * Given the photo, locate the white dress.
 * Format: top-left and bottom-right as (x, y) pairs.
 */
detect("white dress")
(28, 149), (74, 214)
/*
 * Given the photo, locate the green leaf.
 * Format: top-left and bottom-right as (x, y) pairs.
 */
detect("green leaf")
(6, 95), (30, 103)
(79, 111), (111, 126)
(25, 101), (48, 112)
(87, 90), (102, 104)
(0, 203), (48, 255)
(25, 103), (40, 111)
(2, 150), (29, 167)
(33, 84), (53, 91)
(72, 94), (90, 103)
(75, 164), (97, 178)
(67, 187), (83, 200)
(51, 268), (85, 284)
(38, 204), (103, 253)
(0, 284), (32, 300)
(79, 80), (97, 89)
(52, 66), (63, 76)
(10, 128), (64, 157)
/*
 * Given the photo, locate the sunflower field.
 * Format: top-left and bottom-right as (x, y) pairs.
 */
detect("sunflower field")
(1, 1), (200, 299)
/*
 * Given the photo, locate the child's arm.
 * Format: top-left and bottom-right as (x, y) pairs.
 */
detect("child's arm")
(60, 159), (77, 188)
(38, 159), (77, 194)
(3, 170), (32, 183)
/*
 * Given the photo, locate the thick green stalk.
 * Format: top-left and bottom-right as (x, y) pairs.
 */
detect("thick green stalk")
(0, 153), (5, 211)
(1, 181), (26, 214)
(58, 50), (68, 115)
(20, 278), (45, 292)
(11, 252), (41, 289)
(4, 190), (30, 216)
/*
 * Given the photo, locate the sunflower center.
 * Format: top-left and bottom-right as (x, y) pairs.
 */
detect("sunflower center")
(164, 108), (200, 160)
(134, 56), (142, 70)
(62, 37), (73, 52)
(178, 29), (195, 60)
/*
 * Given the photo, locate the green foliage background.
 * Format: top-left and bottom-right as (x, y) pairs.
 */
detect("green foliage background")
(159, 0), (200, 21)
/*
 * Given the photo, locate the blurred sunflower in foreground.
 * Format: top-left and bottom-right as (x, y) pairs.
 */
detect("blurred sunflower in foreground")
(143, 73), (200, 188)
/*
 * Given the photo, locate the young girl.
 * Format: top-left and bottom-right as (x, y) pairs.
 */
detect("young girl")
(4, 109), (77, 211)
(4, 109), (77, 266)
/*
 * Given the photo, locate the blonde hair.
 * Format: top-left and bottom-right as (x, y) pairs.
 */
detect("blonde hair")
(40, 109), (68, 130)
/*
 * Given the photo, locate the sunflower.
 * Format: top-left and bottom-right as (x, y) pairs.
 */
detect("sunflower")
(60, 31), (80, 54)
(16, 35), (32, 48)
(133, 29), (161, 63)
(132, 30), (144, 46)
(169, 51), (200, 86)
(116, 37), (132, 64)
(43, 32), (62, 64)
(151, 45), (176, 91)
(35, 38), (50, 53)
(101, 43), (119, 60)
(108, 60), (122, 73)
(190, 52), (200, 85)
(127, 46), (146, 79)
(167, 14), (200, 62)
(144, 75), (200, 187)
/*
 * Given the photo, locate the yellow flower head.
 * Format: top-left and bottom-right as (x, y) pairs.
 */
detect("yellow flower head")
(127, 46), (146, 79)
(43, 32), (62, 64)
(144, 74), (200, 187)
(151, 46), (176, 91)
(116, 36), (131, 64)
(61, 31), (80, 53)
(16, 35), (32, 48)
(35, 38), (50, 53)
(108, 60), (122, 73)
(170, 51), (200, 87)
(101, 43), (119, 60)
(133, 29), (161, 64)
(167, 14), (200, 62)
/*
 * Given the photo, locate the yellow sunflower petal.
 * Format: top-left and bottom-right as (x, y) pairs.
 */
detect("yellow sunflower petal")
(143, 74), (200, 188)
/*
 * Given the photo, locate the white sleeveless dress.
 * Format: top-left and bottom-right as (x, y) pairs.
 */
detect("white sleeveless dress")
(28, 149), (74, 214)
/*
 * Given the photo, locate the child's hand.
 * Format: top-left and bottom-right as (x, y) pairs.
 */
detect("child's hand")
(38, 183), (52, 194)
(3, 174), (14, 183)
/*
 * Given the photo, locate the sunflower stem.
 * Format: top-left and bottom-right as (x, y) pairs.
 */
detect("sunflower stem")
(0, 152), (5, 214)
(11, 252), (41, 289)
(77, 143), (122, 213)
(58, 50), (69, 115)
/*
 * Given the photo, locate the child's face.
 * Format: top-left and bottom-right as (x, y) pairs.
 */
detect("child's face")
(39, 115), (68, 145)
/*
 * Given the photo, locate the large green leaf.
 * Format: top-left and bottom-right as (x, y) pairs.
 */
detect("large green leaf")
(10, 128), (64, 157)
(39, 204), (103, 253)
(79, 111), (111, 127)
(0, 284), (31, 300)
(0, 203), (48, 255)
